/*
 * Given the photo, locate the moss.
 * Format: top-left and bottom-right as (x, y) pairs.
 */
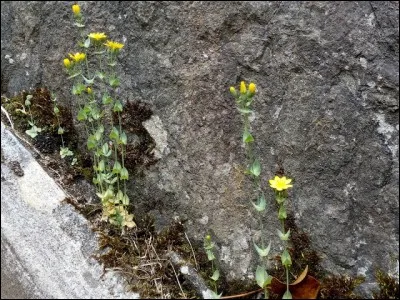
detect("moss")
(372, 269), (399, 299)
(319, 275), (365, 299)
(113, 100), (158, 174)
(2, 87), (77, 153)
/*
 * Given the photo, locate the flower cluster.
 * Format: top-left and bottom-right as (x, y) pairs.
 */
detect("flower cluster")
(105, 40), (124, 52)
(63, 3), (132, 229)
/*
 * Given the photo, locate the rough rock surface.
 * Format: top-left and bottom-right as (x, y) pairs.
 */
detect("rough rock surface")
(1, 1), (399, 296)
(1, 122), (139, 299)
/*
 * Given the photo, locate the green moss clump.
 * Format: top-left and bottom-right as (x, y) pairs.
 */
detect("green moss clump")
(372, 269), (399, 299)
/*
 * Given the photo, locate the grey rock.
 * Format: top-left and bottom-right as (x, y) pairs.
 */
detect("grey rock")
(1, 1), (399, 297)
(1, 122), (139, 299)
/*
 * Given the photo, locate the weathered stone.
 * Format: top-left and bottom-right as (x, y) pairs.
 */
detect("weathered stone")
(1, 1), (398, 296)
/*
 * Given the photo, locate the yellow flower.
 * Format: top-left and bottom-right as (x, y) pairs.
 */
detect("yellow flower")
(69, 52), (86, 62)
(72, 4), (80, 15)
(269, 176), (293, 191)
(240, 81), (247, 94)
(105, 40), (124, 51)
(249, 82), (256, 94)
(63, 58), (71, 68)
(87, 87), (92, 94)
(229, 86), (237, 96)
(88, 32), (107, 41)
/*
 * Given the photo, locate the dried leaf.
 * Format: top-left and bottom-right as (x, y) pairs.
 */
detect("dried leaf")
(269, 266), (321, 299)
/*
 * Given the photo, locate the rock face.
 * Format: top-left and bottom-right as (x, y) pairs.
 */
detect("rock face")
(1, 1), (399, 295)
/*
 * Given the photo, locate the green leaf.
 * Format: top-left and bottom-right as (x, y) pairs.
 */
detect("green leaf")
(255, 265), (272, 288)
(71, 157), (77, 166)
(113, 100), (123, 112)
(210, 269), (220, 281)
(252, 195), (266, 212)
(249, 159), (261, 177)
(277, 229), (290, 241)
(109, 77), (120, 88)
(282, 289), (292, 299)
(26, 126), (38, 138)
(84, 37), (91, 48)
(74, 22), (85, 28)
(96, 71), (105, 80)
(87, 135), (97, 150)
(60, 147), (73, 158)
(53, 106), (60, 114)
(82, 74), (95, 84)
(119, 131), (127, 145)
(237, 108), (252, 114)
(112, 161), (122, 174)
(72, 83), (85, 95)
(278, 205), (287, 220)
(102, 143), (109, 156)
(98, 160), (105, 172)
(254, 241), (271, 257)
(57, 127), (64, 135)
(77, 108), (87, 121)
(281, 249), (292, 267)
(276, 193), (286, 204)
(206, 249), (215, 261)
(121, 193), (129, 205)
(120, 167), (129, 180)
(243, 130), (254, 143)
(102, 93), (113, 105)
(25, 95), (33, 106)
(109, 127), (119, 141)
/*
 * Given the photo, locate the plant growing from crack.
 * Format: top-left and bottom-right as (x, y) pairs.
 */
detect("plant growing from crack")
(15, 94), (42, 139)
(63, 3), (134, 229)
(230, 81), (273, 298)
(51, 93), (76, 165)
(204, 234), (222, 299)
(269, 175), (294, 299)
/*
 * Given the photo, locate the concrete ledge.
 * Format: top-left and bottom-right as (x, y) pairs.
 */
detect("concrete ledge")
(1, 122), (139, 299)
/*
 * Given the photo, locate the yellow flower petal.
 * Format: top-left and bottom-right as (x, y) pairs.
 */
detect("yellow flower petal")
(240, 81), (247, 94)
(104, 40), (124, 51)
(249, 82), (256, 94)
(72, 4), (80, 15)
(88, 32), (107, 41)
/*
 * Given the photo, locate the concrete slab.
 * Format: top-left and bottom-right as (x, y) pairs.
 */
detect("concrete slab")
(1, 122), (139, 299)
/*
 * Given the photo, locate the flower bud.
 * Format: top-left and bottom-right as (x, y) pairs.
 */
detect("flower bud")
(87, 87), (92, 94)
(240, 81), (247, 94)
(72, 4), (80, 15)
(63, 58), (71, 68)
(229, 86), (237, 97)
(249, 82), (256, 94)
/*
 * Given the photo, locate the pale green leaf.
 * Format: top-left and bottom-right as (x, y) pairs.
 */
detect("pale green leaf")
(277, 229), (290, 241)
(206, 249), (215, 261)
(252, 195), (266, 212)
(254, 241), (271, 257)
(243, 130), (254, 143)
(120, 167), (129, 180)
(112, 161), (122, 174)
(278, 205), (287, 220)
(83, 37), (91, 48)
(210, 269), (220, 281)
(281, 249), (292, 267)
(283, 289), (292, 299)
(249, 159), (261, 177)
(237, 108), (252, 114)
(255, 265), (272, 288)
